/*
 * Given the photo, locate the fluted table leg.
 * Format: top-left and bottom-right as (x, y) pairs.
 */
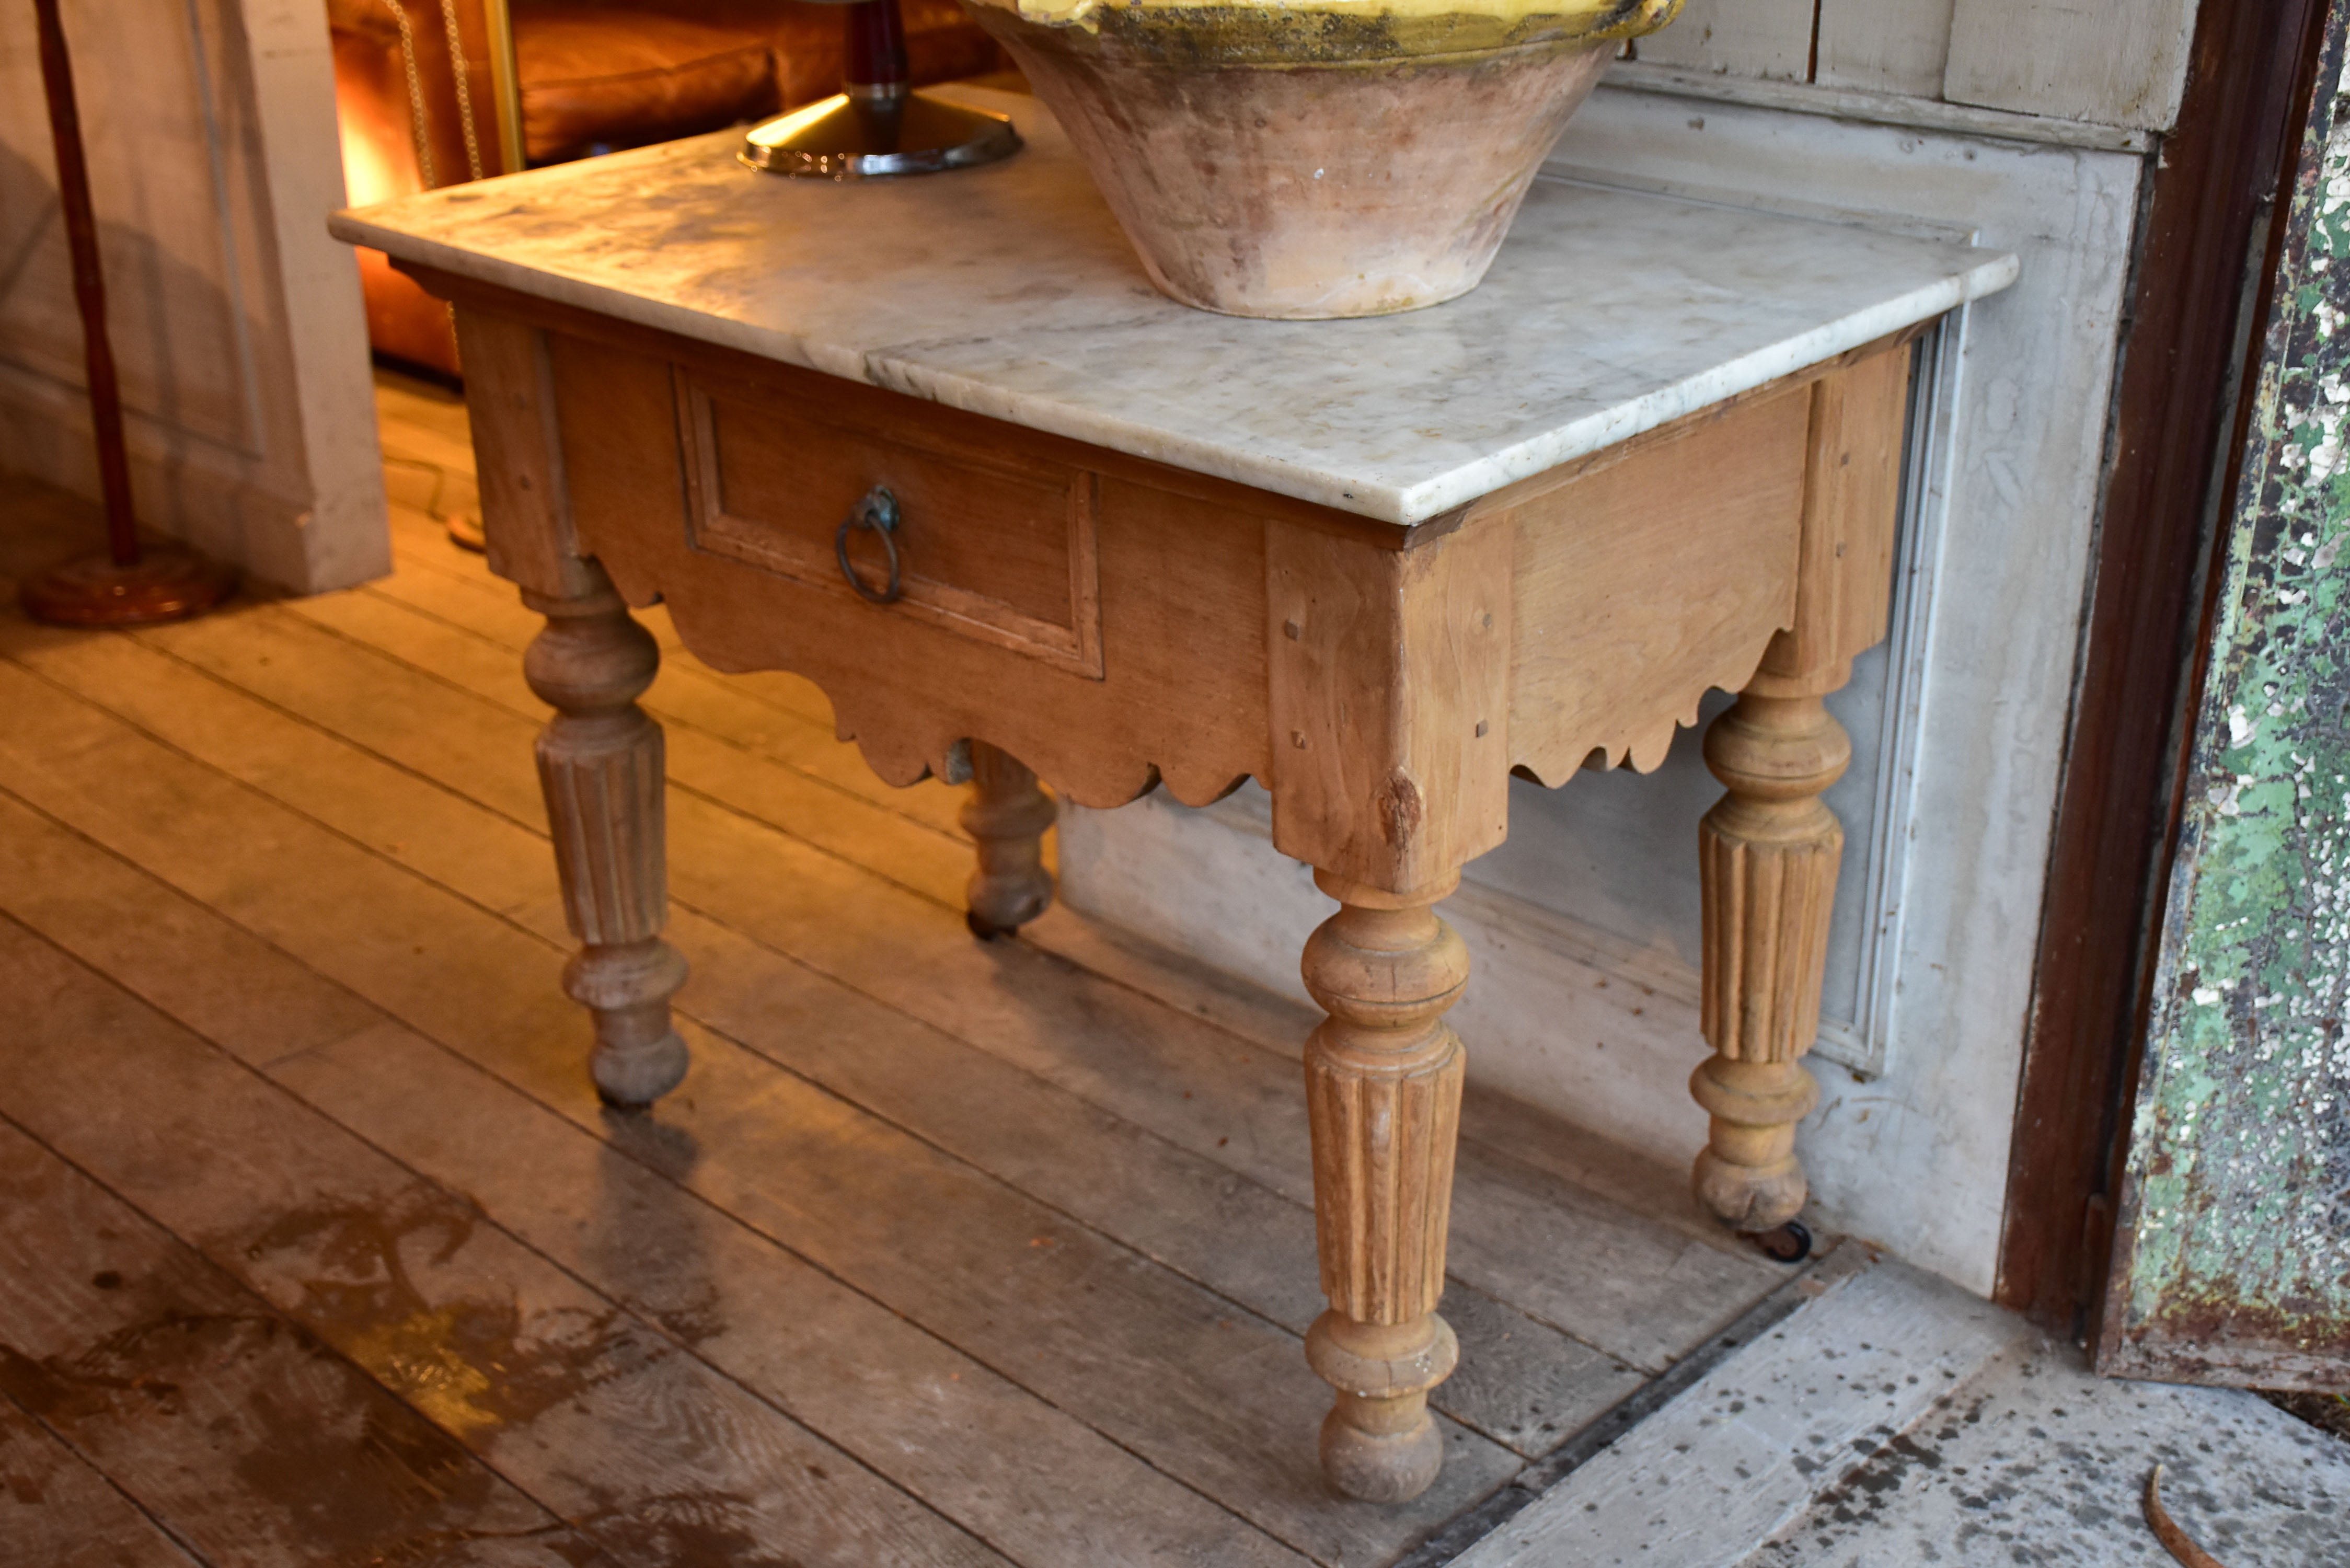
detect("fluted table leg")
(1300, 868), (1468, 1503)
(1687, 347), (1911, 1233)
(962, 741), (1056, 939)
(1692, 663), (1847, 1231)
(523, 561), (688, 1106)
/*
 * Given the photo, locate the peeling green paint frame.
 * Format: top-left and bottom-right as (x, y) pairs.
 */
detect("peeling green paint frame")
(2101, 1), (2350, 1387)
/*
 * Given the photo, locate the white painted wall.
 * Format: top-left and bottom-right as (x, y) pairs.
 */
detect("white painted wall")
(1944, 0), (2197, 129)
(0, 0), (387, 593)
(1058, 77), (2144, 1296)
(1638, 0), (2196, 132)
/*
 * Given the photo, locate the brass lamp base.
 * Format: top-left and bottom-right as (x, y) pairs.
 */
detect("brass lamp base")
(741, 86), (1019, 180)
(20, 545), (237, 627)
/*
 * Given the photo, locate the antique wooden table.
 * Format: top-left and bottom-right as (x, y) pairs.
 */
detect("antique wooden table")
(335, 87), (2015, 1504)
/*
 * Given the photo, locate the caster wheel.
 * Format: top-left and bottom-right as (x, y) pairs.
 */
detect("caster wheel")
(1755, 1219), (1812, 1264)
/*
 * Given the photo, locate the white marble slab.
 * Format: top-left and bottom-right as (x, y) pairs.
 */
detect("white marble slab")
(331, 86), (2018, 526)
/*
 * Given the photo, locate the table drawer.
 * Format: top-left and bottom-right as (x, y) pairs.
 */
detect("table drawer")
(676, 368), (1103, 677)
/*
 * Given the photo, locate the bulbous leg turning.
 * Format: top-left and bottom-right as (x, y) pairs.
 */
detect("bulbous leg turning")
(1694, 682), (1848, 1230)
(962, 742), (1055, 939)
(1300, 869), (1469, 1502)
(563, 938), (690, 1106)
(1690, 1055), (1821, 1231)
(1306, 1311), (1458, 1503)
(524, 562), (688, 1106)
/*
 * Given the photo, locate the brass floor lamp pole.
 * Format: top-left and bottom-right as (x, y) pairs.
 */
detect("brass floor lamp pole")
(19, 0), (236, 626)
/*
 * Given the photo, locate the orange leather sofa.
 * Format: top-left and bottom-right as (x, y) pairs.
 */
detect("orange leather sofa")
(331, 0), (1005, 376)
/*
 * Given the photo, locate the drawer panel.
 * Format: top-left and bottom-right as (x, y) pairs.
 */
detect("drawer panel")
(677, 369), (1103, 677)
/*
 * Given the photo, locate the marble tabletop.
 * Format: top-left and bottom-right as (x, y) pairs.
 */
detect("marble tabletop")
(332, 86), (2019, 527)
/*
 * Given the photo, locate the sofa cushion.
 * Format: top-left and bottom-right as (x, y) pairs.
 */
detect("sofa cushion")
(331, 0), (1010, 374)
(682, 0), (1010, 108)
(516, 10), (779, 163)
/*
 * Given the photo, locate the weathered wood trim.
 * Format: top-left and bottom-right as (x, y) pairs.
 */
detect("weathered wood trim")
(1265, 515), (1514, 892)
(1999, 0), (2333, 1333)
(449, 306), (596, 599)
(2093, 0), (2350, 1384)
(1597, 63), (2155, 153)
(1943, 0), (2197, 131)
(1631, 0), (1815, 83)
(1813, 0), (1953, 100)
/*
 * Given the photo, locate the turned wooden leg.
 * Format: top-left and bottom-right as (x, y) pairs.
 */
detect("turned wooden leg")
(961, 742), (1055, 939)
(1692, 671), (1848, 1231)
(522, 561), (688, 1106)
(1687, 346), (1911, 1229)
(1300, 869), (1467, 1503)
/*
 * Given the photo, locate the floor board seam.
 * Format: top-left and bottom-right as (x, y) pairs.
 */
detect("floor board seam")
(998, 920), (1747, 1275)
(177, 593), (980, 918)
(0, 910), (1013, 1566)
(0, 778), (1347, 1558)
(0, 1362), (223, 1566)
(10, 601), (1534, 1280)
(152, 598), (548, 756)
(0, 769), (399, 1067)
(1021, 918), (1767, 1270)
(3, 626), (1720, 1412)
(0, 463), (1788, 1565)
(0, 630), (1342, 1289)
(15, 616), (1756, 1331)
(3, 629), (1676, 1402)
(0, 773), (1023, 1426)
(2, 630), (555, 859)
(0, 648), (1320, 1308)
(1456, 1134), (1780, 1276)
(326, 576), (972, 852)
(366, 523), (973, 838)
(1391, 1250), (1853, 1568)
(0, 1075), (619, 1558)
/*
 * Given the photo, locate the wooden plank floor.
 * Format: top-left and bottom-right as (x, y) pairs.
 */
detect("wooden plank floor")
(0, 371), (1803, 1566)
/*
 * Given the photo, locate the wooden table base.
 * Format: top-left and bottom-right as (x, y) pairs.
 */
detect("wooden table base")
(524, 561), (689, 1106)
(1693, 663), (1846, 1232)
(434, 277), (1917, 1501)
(1300, 869), (1470, 1500)
(962, 742), (1057, 938)
(1687, 361), (1903, 1236)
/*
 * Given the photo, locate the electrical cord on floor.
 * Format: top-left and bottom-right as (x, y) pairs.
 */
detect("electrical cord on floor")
(381, 454), (483, 552)
(2146, 1463), (2228, 1568)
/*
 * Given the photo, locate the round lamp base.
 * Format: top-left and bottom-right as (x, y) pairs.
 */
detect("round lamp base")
(20, 545), (238, 627)
(741, 88), (1020, 180)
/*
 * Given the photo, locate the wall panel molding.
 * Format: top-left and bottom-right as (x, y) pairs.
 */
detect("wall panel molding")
(0, 0), (257, 452)
(1815, 0), (1954, 99)
(1635, 0), (1816, 82)
(1945, 0), (2198, 131)
(0, 0), (386, 592)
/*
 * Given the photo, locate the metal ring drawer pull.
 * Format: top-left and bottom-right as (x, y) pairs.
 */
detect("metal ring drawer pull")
(835, 486), (903, 604)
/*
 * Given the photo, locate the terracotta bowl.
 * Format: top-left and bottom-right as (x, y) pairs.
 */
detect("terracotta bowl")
(963, 1), (1683, 318)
